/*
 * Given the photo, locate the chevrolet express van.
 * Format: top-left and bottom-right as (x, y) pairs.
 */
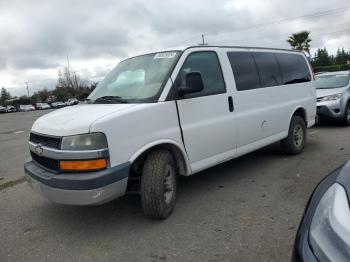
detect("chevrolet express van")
(25, 46), (316, 219)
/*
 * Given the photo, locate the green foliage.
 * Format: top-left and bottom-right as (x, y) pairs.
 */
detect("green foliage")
(0, 87), (11, 106)
(287, 31), (312, 54)
(312, 47), (350, 72)
(14, 96), (31, 106)
(37, 88), (50, 102)
(1, 87), (11, 102)
(335, 48), (349, 65)
(312, 48), (331, 66)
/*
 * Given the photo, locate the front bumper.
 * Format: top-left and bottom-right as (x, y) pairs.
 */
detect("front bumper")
(24, 161), (130, 205)
(316, 100), (343, 119)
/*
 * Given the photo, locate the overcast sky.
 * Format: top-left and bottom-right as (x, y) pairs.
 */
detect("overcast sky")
(1, 0), (350, 96)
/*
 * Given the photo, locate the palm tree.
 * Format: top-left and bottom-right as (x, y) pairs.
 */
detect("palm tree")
(287, 31), (312, 54)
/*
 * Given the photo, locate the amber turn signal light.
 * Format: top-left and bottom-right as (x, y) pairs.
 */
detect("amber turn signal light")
(60, 159), (107, 171)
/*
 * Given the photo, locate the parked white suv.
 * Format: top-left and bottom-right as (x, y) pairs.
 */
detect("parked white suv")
(25, 46), (316, 219)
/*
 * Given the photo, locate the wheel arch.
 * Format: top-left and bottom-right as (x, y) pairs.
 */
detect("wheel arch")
(345, 96), (350, 106)
(129, 140), (191, 176)
(290, 106), (307, 125)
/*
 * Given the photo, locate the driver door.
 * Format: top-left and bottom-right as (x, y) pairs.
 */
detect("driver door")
(174, 50), (236, 173)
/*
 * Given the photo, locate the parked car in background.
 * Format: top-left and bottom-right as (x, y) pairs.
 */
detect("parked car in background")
(315, 71), (350, 125)
(0, 106), (6, 113)
(19, 105), (35, 112)
(25, 46), (316, 219)
(58, 101), (67, 107)
(293, 161), (350, 262)
(51, 101), (66, 108)
(6, 105), (17, 112)
(66, 98), (79, 106)
(35, 103), (51, 110)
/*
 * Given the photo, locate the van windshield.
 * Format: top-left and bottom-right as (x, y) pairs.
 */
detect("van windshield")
(88, 51), (180, 103)
(315, 75), (349, 89)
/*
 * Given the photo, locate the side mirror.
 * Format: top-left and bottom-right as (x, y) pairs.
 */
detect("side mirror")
(178, 72), (204, 97)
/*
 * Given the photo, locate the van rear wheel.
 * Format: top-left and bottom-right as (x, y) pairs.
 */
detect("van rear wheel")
(281, 115), (306, 155)
(140, 150), (177, 219)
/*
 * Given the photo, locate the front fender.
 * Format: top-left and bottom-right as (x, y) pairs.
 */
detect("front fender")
(129, 139), (191, 175)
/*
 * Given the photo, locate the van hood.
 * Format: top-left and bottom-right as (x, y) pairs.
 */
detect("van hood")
(316, 87), (348, 98)
(32, 104), (137, 136)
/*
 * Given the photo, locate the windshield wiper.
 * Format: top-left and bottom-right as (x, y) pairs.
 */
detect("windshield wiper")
(93, 96), (128, 104)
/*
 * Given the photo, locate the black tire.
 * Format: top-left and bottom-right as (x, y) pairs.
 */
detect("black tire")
(342, 103), (350, 126)
(140, 150), (177, 219)
(281, 115), (307, 155)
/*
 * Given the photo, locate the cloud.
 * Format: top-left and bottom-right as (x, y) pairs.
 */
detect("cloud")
(0, 0), (350, 95)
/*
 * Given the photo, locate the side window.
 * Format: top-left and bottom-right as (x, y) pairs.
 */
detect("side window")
(275, 53), (311, 85)
(252, 52), (282, 87)
(227, 52), (260, 91)
(177, 51), (226, 98)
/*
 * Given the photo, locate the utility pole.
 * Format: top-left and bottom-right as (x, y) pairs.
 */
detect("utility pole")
(25, 81), (30, 97)
(67, 55), (70, 73)
(66, 55), (73, 88)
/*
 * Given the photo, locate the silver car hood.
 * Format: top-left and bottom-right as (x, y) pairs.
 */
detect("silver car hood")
(316, 87), (348, 98)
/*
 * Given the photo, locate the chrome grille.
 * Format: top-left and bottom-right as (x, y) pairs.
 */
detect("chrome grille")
(29, 133), (61, 149)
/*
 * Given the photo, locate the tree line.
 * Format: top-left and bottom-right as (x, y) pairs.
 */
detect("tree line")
(287, 31), (350, 72)
(312, 47), (350, 72)
(0, 66), (97, 107)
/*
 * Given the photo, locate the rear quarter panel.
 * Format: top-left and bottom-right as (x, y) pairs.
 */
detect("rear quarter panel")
(236, 82), (315, 146)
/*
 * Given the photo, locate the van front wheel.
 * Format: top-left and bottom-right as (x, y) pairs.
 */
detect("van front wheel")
(140, 150), (177, 219)
(281, 116), (307, 155)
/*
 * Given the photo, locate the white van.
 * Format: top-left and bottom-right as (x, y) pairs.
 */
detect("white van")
(25, 46), (316, 219)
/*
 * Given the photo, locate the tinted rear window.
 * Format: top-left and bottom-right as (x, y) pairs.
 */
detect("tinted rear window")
(227, 52), (260, 91)
(275, 53), (311, 85)
(252, 52), (282, 87)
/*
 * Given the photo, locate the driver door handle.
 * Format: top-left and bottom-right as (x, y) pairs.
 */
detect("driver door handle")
(228, 96), (234, 112)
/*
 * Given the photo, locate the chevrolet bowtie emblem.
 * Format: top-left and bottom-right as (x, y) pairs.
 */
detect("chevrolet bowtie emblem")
(34, 144), (44, 156)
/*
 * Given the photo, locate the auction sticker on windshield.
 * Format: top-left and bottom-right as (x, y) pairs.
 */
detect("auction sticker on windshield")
(154, 52), (177, 59)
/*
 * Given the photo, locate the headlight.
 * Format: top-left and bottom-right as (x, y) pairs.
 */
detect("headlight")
(320, 93), (343, 102)
(61, 133), (108, 150)
(309, 183), (350, 261)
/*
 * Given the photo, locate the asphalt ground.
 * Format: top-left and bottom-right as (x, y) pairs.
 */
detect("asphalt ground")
(0, 110), (54, 186)
(0, 110), (349, 261)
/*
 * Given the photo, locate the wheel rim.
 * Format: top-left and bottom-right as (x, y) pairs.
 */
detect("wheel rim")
(164, 165), (174, 204)
(293, 124), (304, 147)
(347, 106), (350, 122)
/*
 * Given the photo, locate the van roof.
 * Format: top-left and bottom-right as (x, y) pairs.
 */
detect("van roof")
(121, 45), (306, 64)
(186, 45), (303, 53)
(159, 45), (304, 53)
